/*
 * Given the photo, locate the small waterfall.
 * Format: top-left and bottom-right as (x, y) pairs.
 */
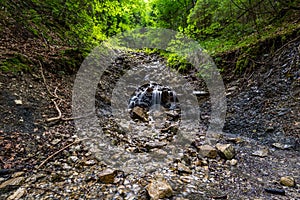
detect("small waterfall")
(169, 91), (177, 110)
(152, 85), (162, 110)
(128, 82), (178, 110)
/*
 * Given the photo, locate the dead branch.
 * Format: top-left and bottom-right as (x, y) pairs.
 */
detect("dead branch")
(37, 139), (82, 169)
(46, 99), (62, 122)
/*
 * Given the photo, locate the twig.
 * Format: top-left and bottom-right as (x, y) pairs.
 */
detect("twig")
(37, 139), (81, 169)
(39, 61), (58, 99)
(46, 99), (62, 122)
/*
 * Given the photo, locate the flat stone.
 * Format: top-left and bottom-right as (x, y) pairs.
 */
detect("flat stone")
(98, 168), (117, 184)
(198, 145), (218, 159)
(146, 177), (173, 200)
(131, 106), (148, 121)
(7, 187), (25, 200)
(280, 176), (295, 187)
(252, 148), (269, 157)
(216, 143), (236, 160)
(177, 163), (192, 174)
(272, 143), (292, 150)
(0, 177), (24, 189)
(145, 141), (167, 150)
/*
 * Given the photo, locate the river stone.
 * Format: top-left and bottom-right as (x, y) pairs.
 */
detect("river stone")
(98, 169), (117, 184)
(146, 177), (173, 200)
(280, 176), (295, 187)
(198, 145), (218, 159)
(216, 143), (235, 160)
(177, 163), (192, 174)
(252, 148), (269, 157)
(131, 106), (148, 122)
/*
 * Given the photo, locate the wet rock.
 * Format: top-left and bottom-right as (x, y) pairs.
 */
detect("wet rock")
(146, 177), (173, 200)
(131, 106), (148, 122)
(98, 169), (117, 184)
(272, 143), (292, 150)
(197, 145), (218, 159)
(280, 176), (295, 187)
(177, 163), (192, 174)
(145, 141), (167, 150)
(216, 143), (235, 160)
(252, 148), (269, 157)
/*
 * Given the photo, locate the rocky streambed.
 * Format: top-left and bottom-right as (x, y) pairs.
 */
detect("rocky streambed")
(0, 44), (299, 199)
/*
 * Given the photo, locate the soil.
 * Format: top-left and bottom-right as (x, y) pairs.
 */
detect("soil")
(0, 34), (299, 199)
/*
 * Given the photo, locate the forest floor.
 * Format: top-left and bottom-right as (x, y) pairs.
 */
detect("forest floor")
(0, 31), (300, 199)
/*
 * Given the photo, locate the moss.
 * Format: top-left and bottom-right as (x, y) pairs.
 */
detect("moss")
(0, 56), (31, 73)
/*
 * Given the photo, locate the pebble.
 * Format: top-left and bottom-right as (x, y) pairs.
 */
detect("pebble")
(146, 177), (173, 200)
(68, 156), (79, 163)
(280, 176), (295, 187)
(14, 100), (23, 105)
(230, 159), (238, 166)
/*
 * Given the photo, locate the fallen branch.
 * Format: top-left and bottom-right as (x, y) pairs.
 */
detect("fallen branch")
(37, 139), (82, 169)
(46, 99), (62, 122)
(39, 61), (58, 99)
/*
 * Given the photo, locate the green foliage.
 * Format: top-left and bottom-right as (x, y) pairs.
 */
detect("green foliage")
(148, 0), (195, 30)
(1, 55), (31, 73)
